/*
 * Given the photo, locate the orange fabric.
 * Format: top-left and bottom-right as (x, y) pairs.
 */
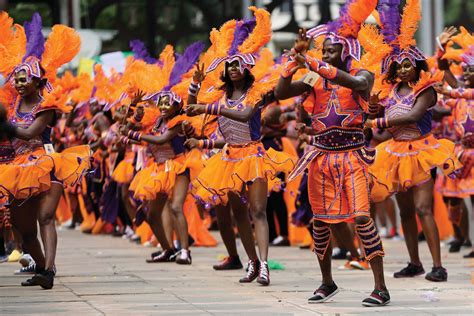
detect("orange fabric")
(183, 195), (217, 247)
(191, 142), (295, 207)
(55, 194), (72, 224)
(136, 222), (154, 245)
(307, 151), (371, 224)
(129, 155), (185, 201)
(281, 137), (311, 245)
(303, 68), (368, 132)
(433, 179), (454, 240)
(112, 151), (135, 184)
(370, 134), (461, 202)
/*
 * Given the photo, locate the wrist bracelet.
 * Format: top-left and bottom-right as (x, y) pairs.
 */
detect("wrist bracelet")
(375, 117), (390, 129)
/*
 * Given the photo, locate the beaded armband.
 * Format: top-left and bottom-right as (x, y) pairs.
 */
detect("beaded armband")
(198, 139), (215, 149)
(188, 81), (201, 97)
(127, 130), (142, 141)
(205, 104), (221, 116)
(373, 117), (390, 129)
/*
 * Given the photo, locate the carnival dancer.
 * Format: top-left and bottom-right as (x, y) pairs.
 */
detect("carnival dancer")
(122, 42), (205, 264)
(275, 0), (390, 306)
(186, 7), (294, 286)
(0, 12), (91, 289)
(435, 26), (474, 254)
(368, 0), (461, 282)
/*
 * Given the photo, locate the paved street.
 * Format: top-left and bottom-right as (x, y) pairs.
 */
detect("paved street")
(0, 229), (472, 315)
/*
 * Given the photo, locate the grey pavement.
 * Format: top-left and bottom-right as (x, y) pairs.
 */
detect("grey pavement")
(0, 229), (473, 315)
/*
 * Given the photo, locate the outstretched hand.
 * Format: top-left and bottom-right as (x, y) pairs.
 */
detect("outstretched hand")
(193, 63), (206, 84)
(438, 26), (458, 47)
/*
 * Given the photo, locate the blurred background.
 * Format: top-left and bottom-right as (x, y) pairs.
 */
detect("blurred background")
(0, 0), (472, 74)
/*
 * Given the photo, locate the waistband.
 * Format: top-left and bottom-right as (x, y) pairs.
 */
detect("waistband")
(311, 127), (365, 152)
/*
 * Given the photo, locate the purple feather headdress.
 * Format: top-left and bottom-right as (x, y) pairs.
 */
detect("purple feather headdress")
(145, 41), (205, 104)
(305, 0), (378, 62)
(377, 0), (426, 73)
(23, 12), (45, 61)
(377, 0), (401, 48)
(9, 13), (52, 92)
(206, 19), (258, 73)
(130, 40), (157, 64)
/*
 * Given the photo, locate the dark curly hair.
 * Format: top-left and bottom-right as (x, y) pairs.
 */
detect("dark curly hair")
(385, 59), (429, 84)
(219, 67), (255, 98)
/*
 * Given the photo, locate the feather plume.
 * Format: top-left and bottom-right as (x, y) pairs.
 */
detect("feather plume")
(410, 70), (444, 95)
(165, 41), (204, 90)
(377, 0), (401, 46)
(340, 0), (378, 38)
(42, 25), (81, 83)
(251, 48), (274, 81)
(0, 12), (15, 47)
(398, 0), (421, 50)
(357, 23), (392, 70)
(0, 24), (25, 76)
(215, 20), (237, 57)
(158, 45), (175, 90)
(23, 12), (45, 61)
(239, 7), (271, 54)
(130, 39), (157, 64)
(229, 19), (256, 55)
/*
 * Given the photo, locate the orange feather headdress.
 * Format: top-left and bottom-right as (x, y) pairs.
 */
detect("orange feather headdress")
(0, 12), (80, 92)
(205, 7), (271, 74)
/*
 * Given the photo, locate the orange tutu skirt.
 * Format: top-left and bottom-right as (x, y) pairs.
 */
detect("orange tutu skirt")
(129, 150), (204, 201)
(370, 134), (461, 202)
(190, 142), (295, 207)
(0, 145), (92, 200)
(112, 152), (135, 184)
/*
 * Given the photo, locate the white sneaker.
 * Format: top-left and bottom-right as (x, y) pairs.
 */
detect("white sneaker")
(272, 236), (285, 245)
(19, 254), (34, 267)
(332, 247), (342, 257)
(379, 227), (389, 238)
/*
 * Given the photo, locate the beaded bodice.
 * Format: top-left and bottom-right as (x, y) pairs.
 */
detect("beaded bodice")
(148, 117), (185, 163)
(217, 94), (261, 145)
(384, 84), (433, 141)
(303, 69), (367, 133)
(9, 97), (52, 156)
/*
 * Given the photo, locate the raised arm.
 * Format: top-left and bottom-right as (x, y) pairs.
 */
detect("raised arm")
(13, 110), (55, 140)
(140, 124), (180, 145)
(437, 26), (460, 88)
(365, 88), (436, 128)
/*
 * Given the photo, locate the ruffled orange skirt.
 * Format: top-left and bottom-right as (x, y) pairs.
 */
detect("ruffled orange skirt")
(129, 149), (204, 201)
(0, 145), (92, 200)
(190, 142), (295, 207)
(370, 134), (461, 202)
(112, 151), (135, 184)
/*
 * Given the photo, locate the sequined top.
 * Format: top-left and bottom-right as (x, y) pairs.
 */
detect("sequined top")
(441, 95), (474, 147)
(148, 117), (186, 163)
(9, 97), (53, 156)
(217, 94), (261, 145)
(383, 83), (435, 141)
(303, 69), (369, 133)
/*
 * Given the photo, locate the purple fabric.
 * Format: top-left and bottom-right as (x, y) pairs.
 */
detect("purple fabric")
(100, 180), (120, 224)
(130, 40), (157, 64)
(164, 41), (204, 90)
(229, 19), (256, 55)
(377, 0), (401, 47)
(23, 12), (45, 61)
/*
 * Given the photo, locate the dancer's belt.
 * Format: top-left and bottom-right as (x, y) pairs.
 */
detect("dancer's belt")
(310, 127), (365, 152)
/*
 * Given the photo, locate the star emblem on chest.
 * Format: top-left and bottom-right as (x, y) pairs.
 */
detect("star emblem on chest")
(313, 90), (351, 129)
